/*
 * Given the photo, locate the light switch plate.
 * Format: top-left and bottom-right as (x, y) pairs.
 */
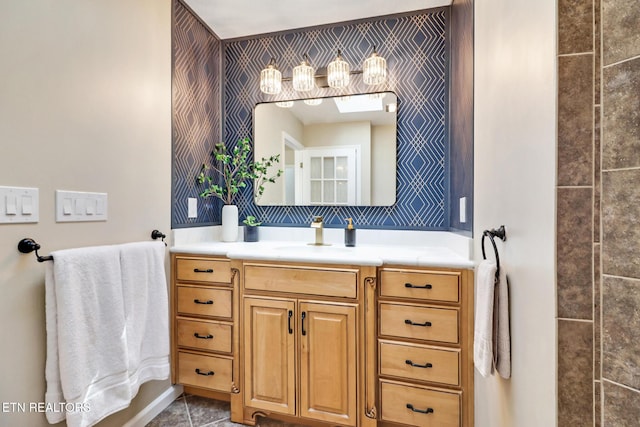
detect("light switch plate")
(188, 197), (198, 218)
(0, 186), (39, 223)
(459, 197), (467, 223)
(0, 186), (40, 224)
(56, 190), (107, 222)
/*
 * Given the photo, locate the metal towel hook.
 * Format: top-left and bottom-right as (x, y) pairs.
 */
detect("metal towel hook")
(481, 225), (506, 280)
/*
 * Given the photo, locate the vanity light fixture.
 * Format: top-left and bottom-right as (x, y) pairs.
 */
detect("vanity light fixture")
(363, 47), (387, 86)
(292, 54), (315, 92)
(258, 48), (387, 94)
(327, 50), (350, 89)
(260, 58), (282, 95)
(303, 98), (323, 106)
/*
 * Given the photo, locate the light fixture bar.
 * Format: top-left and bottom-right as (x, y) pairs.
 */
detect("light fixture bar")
(259, 45), (385, 93)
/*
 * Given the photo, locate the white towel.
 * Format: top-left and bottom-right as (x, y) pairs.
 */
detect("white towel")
(45, 245), (130, 427)
(119, 241), (170, 397)
(494, 264), (511, 379)
(474, 260), (496, 377)
(44, 242), (169, 427)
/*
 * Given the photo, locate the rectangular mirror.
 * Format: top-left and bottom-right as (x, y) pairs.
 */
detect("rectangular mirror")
(253, 92), (397, 206)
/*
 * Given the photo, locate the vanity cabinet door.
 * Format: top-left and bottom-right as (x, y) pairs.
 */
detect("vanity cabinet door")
(299, 302), (357, 426)
(243, 297), (296, 416)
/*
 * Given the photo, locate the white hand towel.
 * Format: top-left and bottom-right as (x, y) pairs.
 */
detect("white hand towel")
(474, 260), (496, 377)
(44, 262), (65, 424)
(494, 264), (511, 379)
(45, 245), (131, 427)
(119, 241), (170, 397)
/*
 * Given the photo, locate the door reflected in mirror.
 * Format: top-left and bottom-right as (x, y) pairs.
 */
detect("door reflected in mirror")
(254, 92), (397, 206)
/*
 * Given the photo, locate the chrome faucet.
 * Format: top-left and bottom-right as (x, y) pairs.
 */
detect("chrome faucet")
(310, 216), (324, 245)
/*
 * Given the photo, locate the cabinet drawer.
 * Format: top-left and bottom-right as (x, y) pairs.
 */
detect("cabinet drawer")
(244, 264), (357, 298)
(380, 303), (459, 344)
(177, 319), (232, 353)
(177, 352), (233, 392)
(379, 341), (460, 386)
(177, 286), (232, 319)
(176, 258), (231, 284)
(380, 381), (460, 427)
(380, 269), (459, 303)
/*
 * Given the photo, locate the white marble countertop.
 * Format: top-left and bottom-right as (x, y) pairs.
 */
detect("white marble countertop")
(170, 240), (474, 269)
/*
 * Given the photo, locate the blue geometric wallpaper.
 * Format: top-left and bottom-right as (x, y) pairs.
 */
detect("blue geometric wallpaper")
(224, 10), (450, 229)
(172, 5), (451, 229)
(172, 0), (222, 228)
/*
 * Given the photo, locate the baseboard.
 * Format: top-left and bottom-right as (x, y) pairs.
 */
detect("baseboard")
(122, 384), (184, 427)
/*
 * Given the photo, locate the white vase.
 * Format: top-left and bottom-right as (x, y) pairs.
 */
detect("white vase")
(221, 205), (239, 242)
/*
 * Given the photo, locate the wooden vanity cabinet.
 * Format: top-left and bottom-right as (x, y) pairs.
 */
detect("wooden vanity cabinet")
(170, 254), (473, 427)
(170, 254), (241, 402)
(377, 266), (474, 427)
(243, 297), (357, 424)
(239, 262), (376, 427)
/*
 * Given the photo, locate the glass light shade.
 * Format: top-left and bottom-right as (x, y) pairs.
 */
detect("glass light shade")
(327, 50), (350, 89)
(275, 101), (294, 108)
(303, 98), (322, 106)
(363, 50), (387, 85)
(260, 59), (282, 95)
(292, 56), (315, 92)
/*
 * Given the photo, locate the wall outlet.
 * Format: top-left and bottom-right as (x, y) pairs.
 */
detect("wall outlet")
(188, 197), (198, 218)
(459, 197), (467, 223)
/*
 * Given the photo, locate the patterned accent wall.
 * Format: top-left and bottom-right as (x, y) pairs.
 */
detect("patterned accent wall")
(224, 10), (449, 229)
(172, 0), (222, 227)
(449, 0), (473, 233)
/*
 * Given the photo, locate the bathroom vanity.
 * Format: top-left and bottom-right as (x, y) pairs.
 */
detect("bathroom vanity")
(170, 238), (474, 427)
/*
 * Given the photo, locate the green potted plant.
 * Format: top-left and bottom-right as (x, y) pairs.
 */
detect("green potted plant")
(197, 138), (282, 242)
(242, 215), (262, 242)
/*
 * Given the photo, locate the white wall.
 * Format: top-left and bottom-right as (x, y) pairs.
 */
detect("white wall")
(254, 105), (303, 205)
(474, 0), (557, 426)
(304, 121), (372, 204)
(0, 1), (172, 426)
(371, 124), (396, 205)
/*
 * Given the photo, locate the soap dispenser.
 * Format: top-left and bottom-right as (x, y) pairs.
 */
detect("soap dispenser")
(344, 218), (356, 247)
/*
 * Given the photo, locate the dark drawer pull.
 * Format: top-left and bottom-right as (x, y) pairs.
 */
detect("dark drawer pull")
(194, 333), (214, 339)
(405, 282), (433, 289)
(406, 403), (434, 414)
(301, 311), (307, 336)
(194, 268), (214, 273)
(288, 310), (293, 334)
(195, 368), (214, 376)
(194, 299), (214, 305)
(405, 319), (432, 327)
(405, 359), (433, 369)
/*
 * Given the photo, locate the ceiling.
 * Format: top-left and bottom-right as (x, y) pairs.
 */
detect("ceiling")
(183, 0), (453, 39)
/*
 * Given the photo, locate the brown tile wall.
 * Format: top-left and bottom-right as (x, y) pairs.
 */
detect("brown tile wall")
(557, 0), (595, 424)
(558, 0), (640, 424)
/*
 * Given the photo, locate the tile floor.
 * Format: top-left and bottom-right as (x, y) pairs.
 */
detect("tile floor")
(146, 394), (305, 427)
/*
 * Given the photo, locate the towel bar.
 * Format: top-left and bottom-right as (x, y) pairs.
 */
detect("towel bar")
(482, 225), (506, 280)
(18, 230), (167, 262)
